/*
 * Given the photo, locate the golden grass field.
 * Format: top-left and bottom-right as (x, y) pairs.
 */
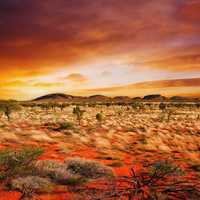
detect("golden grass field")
(0, 101), (200, 199)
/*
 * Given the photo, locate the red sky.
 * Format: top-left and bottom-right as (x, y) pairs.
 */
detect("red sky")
(0, 0), (199, 99)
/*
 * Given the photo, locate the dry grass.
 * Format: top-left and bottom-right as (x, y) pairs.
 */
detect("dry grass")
(0, 103), (200, 199)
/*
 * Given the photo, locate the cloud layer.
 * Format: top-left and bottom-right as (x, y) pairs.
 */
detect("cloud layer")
(0, 0), (199, 99)
(74, 78), (200, 97)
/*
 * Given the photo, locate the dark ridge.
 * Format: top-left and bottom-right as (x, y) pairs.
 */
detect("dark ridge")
(113, 96), (131, 102)
(170, 96), (188, 102)
(132, 97), (142, 101)
(31, 93), (199, 103)
(88, 95), (110, 100)
(33, 93), (74, 101)
(89, 95), (108, 98)
(143, 94), (166, 101)
(113, 96), (130, 99)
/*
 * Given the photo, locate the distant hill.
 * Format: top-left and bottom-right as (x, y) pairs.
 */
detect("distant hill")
(169, 96), (191, 102)
(33, 93), (74, 101)
(32, 93), (199, 103)
(113, 96), (131, 102)
(143, 94), (166, 101)
(88, 95), (111, 102)
(33, 93), (132, 103)
(32, 78), (200, 103)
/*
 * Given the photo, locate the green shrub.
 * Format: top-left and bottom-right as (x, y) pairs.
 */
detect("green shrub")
(0, 147), (44, 181)
(150, 160), (184, 176)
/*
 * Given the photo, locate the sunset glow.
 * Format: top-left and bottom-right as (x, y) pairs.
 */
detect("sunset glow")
(0, 0), (200, 100)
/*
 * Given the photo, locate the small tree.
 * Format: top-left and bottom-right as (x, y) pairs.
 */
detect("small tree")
(0, 101), (21, 121)
(57, 103), (68, 112)
(196, 103), (200, 120)
(73, 106), (85, 125)
(106, 103), (111, 107)
(47, 102), (57, 111)
(159, 102), (166, 112)
(40, 103), (49, 113)
(131, 101), (144, 113)
(166, 108), (174, 121)
(96, 113), (103, 126)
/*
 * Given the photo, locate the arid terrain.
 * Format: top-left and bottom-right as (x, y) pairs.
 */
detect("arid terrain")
(0, 95), (200, 200)
(1, 0), (200, 199)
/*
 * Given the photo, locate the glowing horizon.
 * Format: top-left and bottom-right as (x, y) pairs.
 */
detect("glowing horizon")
(0, 0), (200, 100)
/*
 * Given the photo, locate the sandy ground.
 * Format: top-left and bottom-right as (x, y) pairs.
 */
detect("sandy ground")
(0, 105), (199, 199)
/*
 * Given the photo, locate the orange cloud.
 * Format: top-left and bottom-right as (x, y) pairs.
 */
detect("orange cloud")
(135, 53), (200, 72)
(66, 73), (89, 83)
(0, 80), (26, 87)
(0, 0), (200, 73)
(73, 78), (200, 97)
(33, 82), (64, 88)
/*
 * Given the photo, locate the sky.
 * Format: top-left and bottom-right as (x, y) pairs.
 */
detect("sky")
(0, 0), (200, 100)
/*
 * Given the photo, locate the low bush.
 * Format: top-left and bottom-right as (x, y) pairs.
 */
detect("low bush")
(96, 113), (103, 125)
(189, 164), (200, 172)
(150, 160), (184, 176)
(36, 158), (114, 185)
(46, 122), (74, 131)
(35, 160), (84, 185)
(65, 157), (115, 180)
(56, 122), (74, 131)
(10, 176), (52, 199)
(0, 147), (44, 181)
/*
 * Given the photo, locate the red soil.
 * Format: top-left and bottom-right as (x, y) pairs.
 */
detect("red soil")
(0, 141), (199, 200)
(0, 191), (21, 200)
